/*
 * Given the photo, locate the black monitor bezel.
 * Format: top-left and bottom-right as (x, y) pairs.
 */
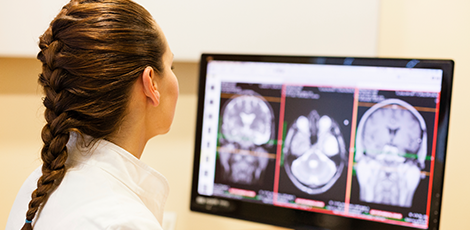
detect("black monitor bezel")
(190, 53), (454, 230)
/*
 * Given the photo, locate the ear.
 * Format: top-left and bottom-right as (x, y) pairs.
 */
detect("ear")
(142, 66), (160, 107)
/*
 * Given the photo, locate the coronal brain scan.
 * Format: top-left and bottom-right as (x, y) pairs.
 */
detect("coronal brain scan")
(218, 90), (274, 185)
(355, 98), (427, 207)
(283, 110), (347, 195)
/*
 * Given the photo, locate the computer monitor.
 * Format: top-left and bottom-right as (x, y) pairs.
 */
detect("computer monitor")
(190, 54), (454, 230)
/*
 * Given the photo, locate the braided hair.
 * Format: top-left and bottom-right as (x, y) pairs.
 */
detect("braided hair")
(22, 0), (166, 229)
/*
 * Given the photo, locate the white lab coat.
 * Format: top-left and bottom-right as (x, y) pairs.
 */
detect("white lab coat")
(6, 133), (169, 230)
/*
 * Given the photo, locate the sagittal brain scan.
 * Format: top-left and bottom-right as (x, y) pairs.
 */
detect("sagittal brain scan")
(283, 110), (347, 195)
(355, 98), (427, 207)
(217, 90), (275, 185)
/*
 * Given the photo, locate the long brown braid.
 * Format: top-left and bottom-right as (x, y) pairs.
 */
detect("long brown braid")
(21, 0), (166, 229)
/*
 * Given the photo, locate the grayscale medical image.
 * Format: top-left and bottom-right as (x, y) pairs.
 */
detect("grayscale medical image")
(355, 98), (427, 207)
(217, 89), (276, 185)
(283, 110), (347, 195)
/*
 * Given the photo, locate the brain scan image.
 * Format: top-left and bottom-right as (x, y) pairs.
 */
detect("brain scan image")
(355, 98), (427, 207)
(218, 90), (275, 185)
(283, 110), (347, 195)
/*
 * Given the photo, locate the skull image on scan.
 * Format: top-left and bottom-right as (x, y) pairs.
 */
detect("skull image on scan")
(355, 98), (427, 207)
(283, 110), (347, 195)
(218, 90), (274, 185)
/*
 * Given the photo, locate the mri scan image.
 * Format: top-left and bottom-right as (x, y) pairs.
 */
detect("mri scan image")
(355, 98), (427, 207)
(217, 90), (275, 185)
(283, 110), (347, 195)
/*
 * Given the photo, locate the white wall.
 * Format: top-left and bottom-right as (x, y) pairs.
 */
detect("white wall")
(0, 0), (69, 57)
(141, 0), (380, 60)
(0, 0), (380, 60)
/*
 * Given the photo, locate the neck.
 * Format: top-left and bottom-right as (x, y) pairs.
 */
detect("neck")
(106, 133), (147, 159)
(107, 74), (161, 159)
(106, 111), (149, 159)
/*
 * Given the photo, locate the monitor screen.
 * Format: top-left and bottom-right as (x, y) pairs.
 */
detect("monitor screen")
(190, 54), (454, 230)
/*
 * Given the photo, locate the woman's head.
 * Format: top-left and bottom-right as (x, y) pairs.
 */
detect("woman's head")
(38, 0), (168, 139)
(22, 0), (173, 228)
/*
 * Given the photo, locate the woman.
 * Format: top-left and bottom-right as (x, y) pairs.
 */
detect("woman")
(6, 0), (178, 229)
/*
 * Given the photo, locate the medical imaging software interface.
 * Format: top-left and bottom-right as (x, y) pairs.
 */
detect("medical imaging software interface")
(196, 60), (443, 229)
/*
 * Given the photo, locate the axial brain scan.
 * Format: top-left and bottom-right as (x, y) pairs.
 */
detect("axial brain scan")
(355, 98), (427, 207)
(218, 90), (274, 185)
(283, 110), (347, 195)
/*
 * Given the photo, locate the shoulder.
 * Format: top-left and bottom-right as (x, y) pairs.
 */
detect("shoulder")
(62, 209), (164, 230)
(6, 166), (42, 230)
(34, 184), (163, 230)
(34, 164), (163, 230)
(34, 211), (164, 230)
(104, 214), (164, 230)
